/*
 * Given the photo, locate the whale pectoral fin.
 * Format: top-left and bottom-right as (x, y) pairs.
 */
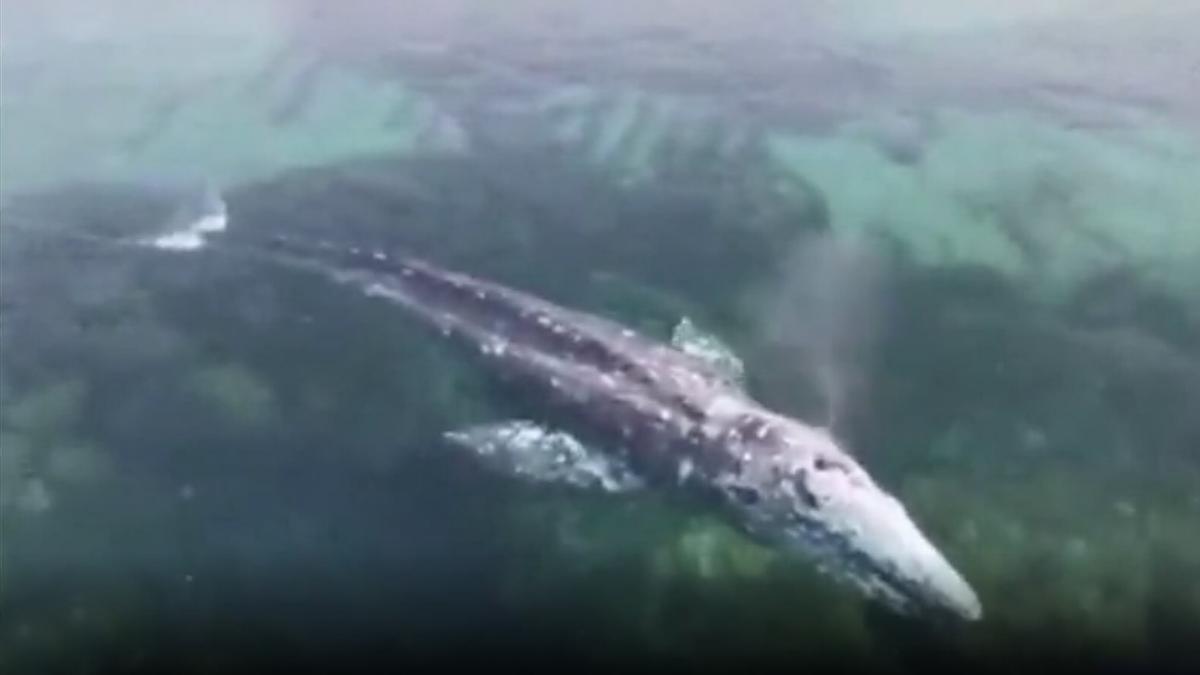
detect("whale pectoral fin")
(443, 420), (644, 493)
(671, 316), (746, 386)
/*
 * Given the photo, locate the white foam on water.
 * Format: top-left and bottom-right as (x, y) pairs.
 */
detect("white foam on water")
(142, 186), (228, 251)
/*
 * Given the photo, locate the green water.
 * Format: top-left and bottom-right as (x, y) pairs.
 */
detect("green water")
(1, 2), (1198, 673)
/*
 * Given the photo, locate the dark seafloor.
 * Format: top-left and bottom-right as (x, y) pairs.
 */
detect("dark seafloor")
(2, 2), (1199, 674)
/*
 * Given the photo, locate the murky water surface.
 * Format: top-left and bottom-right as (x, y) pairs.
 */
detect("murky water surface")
(1, 2), (1198, 672)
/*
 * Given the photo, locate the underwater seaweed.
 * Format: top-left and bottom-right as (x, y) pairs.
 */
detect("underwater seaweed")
(1, 61), (1198, 671)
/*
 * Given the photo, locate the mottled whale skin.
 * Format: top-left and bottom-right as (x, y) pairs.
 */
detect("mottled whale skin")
(238, 235), (983, 622)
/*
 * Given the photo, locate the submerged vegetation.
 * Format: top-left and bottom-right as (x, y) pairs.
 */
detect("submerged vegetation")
(1, 5), (1199, 669)
(1, 119), (1197, 672)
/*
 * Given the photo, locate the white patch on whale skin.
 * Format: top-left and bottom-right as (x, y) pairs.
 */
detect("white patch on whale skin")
(677, 458), (695, 483)
(480, 337), (510, 357)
